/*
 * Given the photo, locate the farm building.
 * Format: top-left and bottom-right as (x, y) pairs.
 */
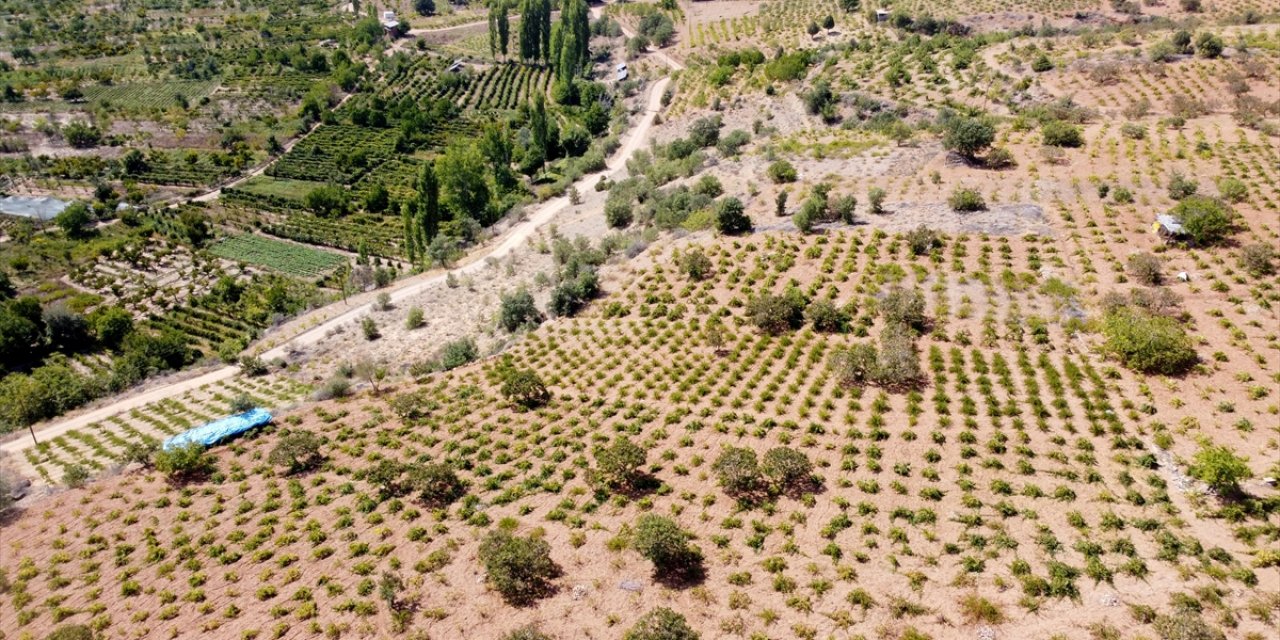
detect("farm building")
(616, 63), (629, 81)
(0, 195), (69, 222)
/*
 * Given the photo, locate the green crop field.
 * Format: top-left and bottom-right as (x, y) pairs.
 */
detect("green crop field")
(209, 233), (346, 278)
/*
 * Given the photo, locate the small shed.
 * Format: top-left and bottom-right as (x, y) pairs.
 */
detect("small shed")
(616, 63), (628, 81)
(1152, 214), (1184, 241)
(875, 9), (891, 22)
(381, 10), (398, 30)
(447, 59), (465, 73)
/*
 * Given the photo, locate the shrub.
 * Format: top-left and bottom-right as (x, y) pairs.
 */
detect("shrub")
(680, 248), (713, 280)
(958, 593), (1005, 624)
(1152, 613), (1225, 640)
(1216, 177), (1247, 203)
(1188, 445), (1252, 495)
(867, 187), (887, 214)
(478, 530), (558, 605)
(437, 337), (479, 370)
(593, 436), (647, 491)
(830, 194), (857, 223)
(717, 130), (751, 156)
(875, 324), (922, 387)
(1041, 121), (1084, 147)
(1101, 308), (1197, 375)
(406, 462), (465, 507)
(713, 446), (762, 497)
(805, 299), (850, 333)
(623, 608), (700, 640)
(405, 306), (425, 329)
(45, 625), (95, 640)
(1126, 252), (1163, 285)
(118, 441), (157, 468)
(880, 287), (926, 332)
(499, 289), (541, 332)
(714, 197), (752, 235)
(1171, 196), (1233, 245)
(761, 447), (813, 492)
(948, 187), (986, 212)
(1194, 32), (1223, 58)
(500, 627), (553, 640)
(766, 160), (797, 183)
(269, 432), (324, 474)
(548, 268), (599, 318)
(1031, 54), (1053, 72)
(1120, 123), (1146, 140)
(153, 442), (216, 483)
(361, 317), (380, 341)
(906, 226), (941, 255)
(1238, 243), (1275, 277)
(984, 146), (1016, 169)
(746, 288), (807, 335)
(942, 117), (994, 159)
(1167, 173), (1199, 200)
(499, 366), (551, 408)
(632, 515), (703, 579)
(687, 116), (722, 148)
(62, 464), (90, 488)
(828, 343), (879, 386)
(605, 199), (633, 228)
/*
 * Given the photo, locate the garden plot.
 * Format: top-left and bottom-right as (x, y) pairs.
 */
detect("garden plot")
(8, 374), (311, 487)
(67, 237), (247, 317)
(209, 234), (346, 279)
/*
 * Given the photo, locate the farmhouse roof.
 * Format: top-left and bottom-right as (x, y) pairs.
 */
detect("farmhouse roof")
(0, 195), (70, 221)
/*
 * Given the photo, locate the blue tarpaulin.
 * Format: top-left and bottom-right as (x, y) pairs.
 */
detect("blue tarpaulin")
(162, 408), (272, 450)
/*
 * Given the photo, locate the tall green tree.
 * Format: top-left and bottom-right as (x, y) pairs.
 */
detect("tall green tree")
(436, 142), (492, 225)
(479, 122), (516, 192)
(415, 161), (440, 246)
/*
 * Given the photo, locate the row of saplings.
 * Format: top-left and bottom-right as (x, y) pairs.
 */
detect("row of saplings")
(470, 436), (817, 640)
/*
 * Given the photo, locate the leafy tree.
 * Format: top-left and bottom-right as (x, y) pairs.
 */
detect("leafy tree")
(874, 323), (922, 387)
(746, 288), (807, 335)
(54, 202), (91, 237)
(906, 226), (941, 255)
(436, 142), (492, 224)
(269, 431), (323, 474)
(1101, 308), (1197, 374)
(62, 122), (102, 148)
(304, 184), (350, 218)
(1127, 252), (1163, 285)
(437, 337), (479, 370)
(1171, 196), (1233, 245)
(942, 117), (995, 160)
(593, 436), (646, 491)
(687, 116), (723, 148)
(406, 462), (465, 507)
(0, 299), (44, 367)
(880, 286), (927, 332)
(1188, 445), (1252, 494)
(90, 306), (134, 349)
(415, 0), (435, 16)
(712, 446), (762, 497)
(43, 304), (91, 353)
(122, 149), (148, 174)
(153, 442), (216, 483)
(499, 289), (541, 332)
(500, 365), (550, 408)
(1194, 32), (1223, 58)
(828, 343), (879, 386)
(633, 515), (703, 580)
(714, 197), (752, 235)
(805, 299), (850, 333)
(478, 529), (558, 604)
(680, 248), (713, 280)
(624, 608), (700, 640)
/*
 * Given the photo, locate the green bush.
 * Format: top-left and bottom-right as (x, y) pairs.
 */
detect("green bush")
(499, 365), (551, 408)
(761, 447), (813, 492)
(1041, 121), (1084, 147)
(361, 316), (380, 341)
(746, 287), (807, 335)
(623, 607), (700, 640)
(712, 446), (761, 497)
(679, 248), (713, 280)
(45, 625), (95, 640)
(805, 299), (850, 333)
(499, 289), (541, 332)
(1101, 308), (1197, 375)
(1171, 196), (1233, 245)
(1167, 172), (1199, 200)
(1187, 445), (1252, 494)
(1126, 252), (1163, 285)
(437, 337), (479, 371)
(942, 117), (994, 159)
(947, 187), (986, 212)
(593, 436), (647, 491)
(906, 226), (941, 255)
(1216, 177), (1247, 203)
(153, 442), (216, 483)
(867, 186), (887, 214)
(478, 530), (558, 605)
(1153, 613), (1225, 640)
(406, 462), (465, 507)
(1238, 243), (1275, 277)
(714, 197), (752, 235)
(880, 286), (927, 332)
(766, 160), (797, 184)
(632, 515), (703, 579)
(269, 431), (324, 474)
